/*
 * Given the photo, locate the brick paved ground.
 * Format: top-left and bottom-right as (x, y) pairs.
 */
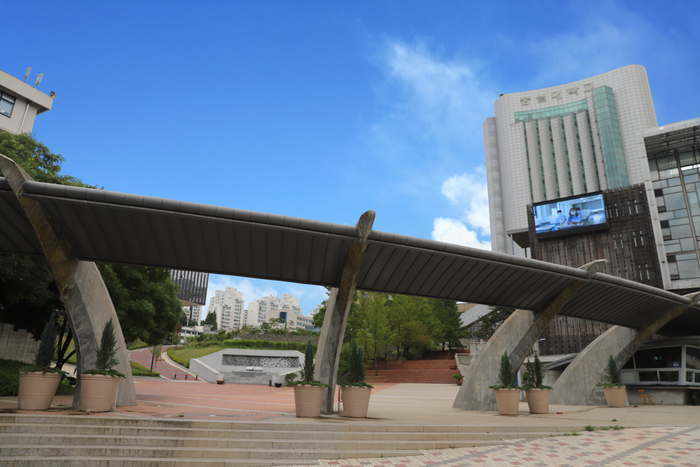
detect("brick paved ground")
(283, 427), (700, 467)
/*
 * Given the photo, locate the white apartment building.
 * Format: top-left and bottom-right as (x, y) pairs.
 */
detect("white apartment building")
(182, 306), (202, 325)
(207, 287), (245, 331)
(0, 68), (54, 135)
(248, 293), (315, 330)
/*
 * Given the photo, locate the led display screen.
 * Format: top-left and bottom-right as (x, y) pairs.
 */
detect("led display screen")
(533, 192), (608, 239)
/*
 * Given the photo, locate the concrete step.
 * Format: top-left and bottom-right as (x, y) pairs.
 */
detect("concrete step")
(0, 423), (560, 441)
(0, 444), (426, 460)
(0, 414), (591, 466)
(0, 432), (546, 448)
(0, 457), (315, 466)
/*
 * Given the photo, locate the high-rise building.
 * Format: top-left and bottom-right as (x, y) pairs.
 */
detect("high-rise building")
(182, 305), (202, 325)
(208, 287), (245, 331)
(248, 293), (314, 330)
(482, 64), (700, 356)
(484, 65), (657, 256)
(170, 270), (209, 306)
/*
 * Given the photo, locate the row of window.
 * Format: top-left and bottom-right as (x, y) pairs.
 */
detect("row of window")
(650, 147), (700, 280)
(620, 345), (700, 385)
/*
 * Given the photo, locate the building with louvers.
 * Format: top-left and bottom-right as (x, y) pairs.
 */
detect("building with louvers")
(483, 65), (700, 357)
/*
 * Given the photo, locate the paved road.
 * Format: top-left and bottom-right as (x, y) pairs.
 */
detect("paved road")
(129, 346), (193, 380)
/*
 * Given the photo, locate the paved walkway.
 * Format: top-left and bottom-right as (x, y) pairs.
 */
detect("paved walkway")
(4, 351), (700, 466)
(286, 426), (700, 467)
(129, 346), (192, 380)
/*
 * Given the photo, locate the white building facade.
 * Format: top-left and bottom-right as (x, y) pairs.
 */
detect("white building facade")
(485, 65), (657, 256)
(207, 287), (245, 331)
(0, 69), (54, 135)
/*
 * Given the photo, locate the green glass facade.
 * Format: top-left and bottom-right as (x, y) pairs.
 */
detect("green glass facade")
(515, 99), (588, 123)
(593, 87), (628, 188)
(649, 146), (700, 280)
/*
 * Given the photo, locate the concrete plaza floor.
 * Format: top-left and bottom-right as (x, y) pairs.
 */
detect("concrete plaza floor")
(2, 378), (700, 465)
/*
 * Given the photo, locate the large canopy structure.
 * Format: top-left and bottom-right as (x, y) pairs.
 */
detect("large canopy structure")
(2, 177), (698, 336)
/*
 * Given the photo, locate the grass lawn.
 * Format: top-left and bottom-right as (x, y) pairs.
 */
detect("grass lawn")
(167, 345), (229, 368)
(130, 360), (160, 377)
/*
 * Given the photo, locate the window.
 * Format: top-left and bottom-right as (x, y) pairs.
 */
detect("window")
(0, 91), (15, 117)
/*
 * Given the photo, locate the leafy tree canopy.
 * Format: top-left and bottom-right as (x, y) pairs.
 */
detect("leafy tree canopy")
(0, 133), (183, 350)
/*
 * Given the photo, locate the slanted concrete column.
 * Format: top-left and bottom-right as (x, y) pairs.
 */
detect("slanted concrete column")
(551, 292), (700, 406)
(0, 154), (136, 409)
(315, 210), (375, 415)
(452, 259), (607, 411)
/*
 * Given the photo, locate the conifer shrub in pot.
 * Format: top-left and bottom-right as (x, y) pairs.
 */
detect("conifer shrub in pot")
(18, 313), (66, 410)
(489, 350), (521, 415)
(338, 339), (373, 418)
(81, 318), (125, 412)
(289, 338), (328, 417)
(522, 351), (551, 414)
(601, 355), (627, 407)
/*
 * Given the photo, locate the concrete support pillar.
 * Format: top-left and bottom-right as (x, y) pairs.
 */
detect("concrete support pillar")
(525, 120), (545, 203)
(587, 95), (608, 190)
(564, 115), (585, 195)
(552, 117), (571, 198)
(577, 112), (599, 192)
(314, 210), (375, 415)
(452, 259), (607, 411)
(538, 119), (557, 200)
(0, 154), (136, 409)
(551, 292), (700, 406)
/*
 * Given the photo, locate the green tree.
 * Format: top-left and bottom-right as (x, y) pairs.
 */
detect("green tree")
(202, 311), (218, 331)
(475, 306), (516, 340)
(0, 132), (183, 353)
(98, 264), (182, 346)
(431, 300), (464, 351)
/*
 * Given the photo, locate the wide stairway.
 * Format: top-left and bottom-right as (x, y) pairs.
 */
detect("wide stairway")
(368, 351), (465, 384)
(0, 414), (590, 466)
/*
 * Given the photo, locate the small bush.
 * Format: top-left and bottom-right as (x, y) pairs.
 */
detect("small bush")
(585, 425), (595, 432)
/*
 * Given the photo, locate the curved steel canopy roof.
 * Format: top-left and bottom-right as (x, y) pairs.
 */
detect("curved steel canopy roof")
(1, 177), (698, 336)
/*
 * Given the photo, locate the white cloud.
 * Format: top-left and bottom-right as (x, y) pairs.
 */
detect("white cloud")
(431, 217), (490, 250)
(440, 168), (490, 236)
(367, 38), (496, 196)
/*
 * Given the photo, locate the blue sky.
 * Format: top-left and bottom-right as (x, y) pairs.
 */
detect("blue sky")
(3, 1), (699, 317)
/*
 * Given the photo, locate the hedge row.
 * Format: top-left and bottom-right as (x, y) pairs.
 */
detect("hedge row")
(220, 339), (313, 352)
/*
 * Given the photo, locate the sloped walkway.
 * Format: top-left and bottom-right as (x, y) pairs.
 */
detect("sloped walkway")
(129, 346), (192, 380)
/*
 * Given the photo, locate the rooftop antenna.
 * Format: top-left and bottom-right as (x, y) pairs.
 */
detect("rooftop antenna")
(23, 67), (31, 82)
(34, 73), (43, 87)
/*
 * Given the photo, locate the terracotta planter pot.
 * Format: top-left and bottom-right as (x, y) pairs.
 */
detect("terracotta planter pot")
(293, 385), (325, 418)
(525, 388), (550, 414)
(81, 374), (121, 412)
(17, 371), (62, 410)
(493, 388), (520, 415)
(341, 386), (371, 418)
(603, 386), (627, 408)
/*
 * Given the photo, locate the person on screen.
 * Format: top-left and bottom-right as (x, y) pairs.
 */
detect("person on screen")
(553, 210), (566, 226)
(564, 208), (584, 227)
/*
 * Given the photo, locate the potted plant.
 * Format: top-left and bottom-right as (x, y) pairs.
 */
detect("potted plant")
(601, 354), (626, 407)
(18, 313), (66, 410)
(522, 351), (551, 414)
(452, 372), (463, 385)
(289, 339), (328, 417)
(489, 350), (521, 415)
(81, 318), (125, 412)
(338, 339), (373, 418)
